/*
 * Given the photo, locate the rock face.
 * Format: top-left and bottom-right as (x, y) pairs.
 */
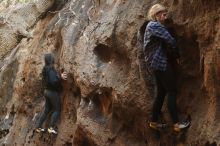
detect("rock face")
(0, 0), (54, 61)
(0, 0), (219, 145)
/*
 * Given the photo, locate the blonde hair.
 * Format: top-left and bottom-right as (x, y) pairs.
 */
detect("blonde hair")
(148, 4), (167, 21)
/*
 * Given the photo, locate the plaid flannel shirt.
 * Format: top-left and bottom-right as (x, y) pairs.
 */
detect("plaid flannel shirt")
(143, 21), (176, 71)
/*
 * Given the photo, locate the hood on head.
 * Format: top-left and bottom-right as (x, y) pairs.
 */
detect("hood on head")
(44, 53), (55, 65)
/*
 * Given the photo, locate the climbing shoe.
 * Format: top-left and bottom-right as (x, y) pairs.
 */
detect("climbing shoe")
(35, 128), (45, 133)
(149, 122), (167, 130)
(173, 121), (190, 132)
(48, 127), (58, 135)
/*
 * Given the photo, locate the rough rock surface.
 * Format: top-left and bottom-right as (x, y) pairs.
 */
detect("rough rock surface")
(0, 0), (219, 145)
(0, 0), (54, 61)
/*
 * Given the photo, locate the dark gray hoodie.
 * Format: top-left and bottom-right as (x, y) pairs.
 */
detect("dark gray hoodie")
(42, 53), (62, 92)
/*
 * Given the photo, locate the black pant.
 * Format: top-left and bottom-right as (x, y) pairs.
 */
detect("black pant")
(151, 64), (179, 123)
(37, 90), (61, 128)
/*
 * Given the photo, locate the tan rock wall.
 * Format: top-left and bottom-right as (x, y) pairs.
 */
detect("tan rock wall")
(0, 0), (219, 145)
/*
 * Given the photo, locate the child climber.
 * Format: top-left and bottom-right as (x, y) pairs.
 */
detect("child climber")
(143, 4), (190, 131)
(36, 53), (67, 134)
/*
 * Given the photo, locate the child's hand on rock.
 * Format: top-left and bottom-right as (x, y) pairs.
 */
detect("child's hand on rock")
(61, 71), (67, 80)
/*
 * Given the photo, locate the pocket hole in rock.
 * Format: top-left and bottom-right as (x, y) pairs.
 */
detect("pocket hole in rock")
(94, 44), (131, 71)
(205, 141), (217, 146)
(94, 44), (112, 62)
(86, 88), (113, 124)
(92, 88), (112, 117)
(64, 142), (72, 146)
(80, 98), (89, 108)
(74, 127), (97, 146)
(173, 0), (179, 5)
(0, 129), (9, 139)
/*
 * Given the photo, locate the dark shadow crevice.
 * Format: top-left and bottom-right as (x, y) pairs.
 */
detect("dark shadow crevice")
(74, 127), (97, 146)
(94, 44), (112, 63)
(205, 141), (217, 146)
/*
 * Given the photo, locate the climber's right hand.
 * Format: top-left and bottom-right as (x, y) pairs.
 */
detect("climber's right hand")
(61, 71), (67, 80)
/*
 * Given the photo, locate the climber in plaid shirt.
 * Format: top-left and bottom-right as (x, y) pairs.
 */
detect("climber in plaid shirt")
(144, 4), (190, 132)
(144, 20), (176, 71)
